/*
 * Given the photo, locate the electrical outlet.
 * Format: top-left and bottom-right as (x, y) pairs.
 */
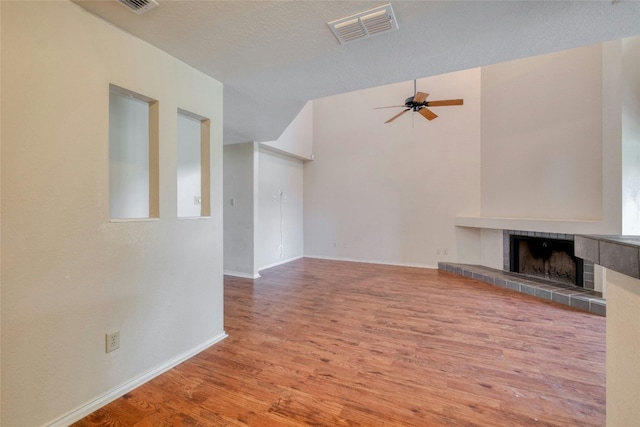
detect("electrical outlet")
(106, 331), (120, 353)
(443, 248), (448, 255)
(436, 248), (441, 255)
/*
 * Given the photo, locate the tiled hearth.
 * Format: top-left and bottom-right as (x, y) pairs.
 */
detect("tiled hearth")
(438, 262), (605, 317)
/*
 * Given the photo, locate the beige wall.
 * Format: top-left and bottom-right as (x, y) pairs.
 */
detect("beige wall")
(261, 101), (314, 160)
(1, 2), (224, 426)
(480, 45), (603, 220)
(0, 1), (3, 420)
(605, 269), (640, 426)
(223, 142), (258, 277)
(621, 36), (640, 234)
(305, 69), (481, 267)
(258, 148), (304, 270)
(459, 41), (633, 271)
(304, 43), (622, 268)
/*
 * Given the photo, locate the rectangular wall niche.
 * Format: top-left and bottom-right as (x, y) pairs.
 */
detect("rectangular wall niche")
(109, 84), (159, 219)
(177, 109), (211, 218)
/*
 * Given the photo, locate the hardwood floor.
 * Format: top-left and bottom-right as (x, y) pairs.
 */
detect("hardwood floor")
(73, 258), (605, 426)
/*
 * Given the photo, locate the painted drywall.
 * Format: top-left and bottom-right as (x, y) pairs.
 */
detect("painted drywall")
(305, 69), (481, 267)
(258, 148), (304, 270)
(224, 100), (309, 277)
(1, 2), (224, 426)
(109, 91), (151, 219)
(601, 39), (624, 235)
(177, 113), (202, 218)
(621, 36), (640, 234)
(467, 38), (638, 280)
(261, 101), (314, 160)
(223, 142), (258, 277)
(481, 45), (604, 221)
(480, 229), (504, 270)
(0, 1), (3, 420)
(605, 268), (640, 426)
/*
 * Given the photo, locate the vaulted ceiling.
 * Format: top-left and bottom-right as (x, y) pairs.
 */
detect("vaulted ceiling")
(74, 1), (640, 145)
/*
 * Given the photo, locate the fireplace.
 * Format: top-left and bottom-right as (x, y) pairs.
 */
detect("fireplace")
(503, 230), (592, 288)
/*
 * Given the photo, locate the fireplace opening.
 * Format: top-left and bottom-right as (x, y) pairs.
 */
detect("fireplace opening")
(509, 236), (583, 286)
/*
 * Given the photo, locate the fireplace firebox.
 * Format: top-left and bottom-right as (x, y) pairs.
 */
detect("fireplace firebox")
(509, 234), (584, 287)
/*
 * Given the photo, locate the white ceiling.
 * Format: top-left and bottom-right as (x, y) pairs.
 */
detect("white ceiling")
(74, 0), (640, 145)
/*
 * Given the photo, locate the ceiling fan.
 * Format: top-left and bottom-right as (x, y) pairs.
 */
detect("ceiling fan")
(375, 80), (463, 123)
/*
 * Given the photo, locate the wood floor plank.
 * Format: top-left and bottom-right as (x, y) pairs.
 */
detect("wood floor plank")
(72, 258), (605, 426)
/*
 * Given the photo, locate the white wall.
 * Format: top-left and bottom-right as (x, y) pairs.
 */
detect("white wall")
(470, 38), (640, 278)
(459, 41), (635, 275)
(304, 41), (634, 269)
(261, 101), (314, 160)
(1, 2), (224, 426)
(605, 269), (640, 426)
(258, 148), (304, 270)
(305, 69), (481, 267)
(0, 1), (3, 419)
(480, 44), (604, 221)
(177, 113), (202, 218)
(224, 98), (308, 277)
(224, 142), (258, 277)
(621, 36), (640, 234)
(109, 91), (151, 219)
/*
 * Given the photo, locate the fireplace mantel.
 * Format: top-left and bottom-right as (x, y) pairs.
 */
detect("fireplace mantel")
(455, 216), (608, 235)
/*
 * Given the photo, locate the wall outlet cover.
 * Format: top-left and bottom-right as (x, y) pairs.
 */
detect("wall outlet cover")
(106, 331), (120, 353)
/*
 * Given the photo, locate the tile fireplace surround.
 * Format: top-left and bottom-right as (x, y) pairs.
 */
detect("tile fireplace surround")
(503, 230), (595, 289)
(438, 231), (605, 316)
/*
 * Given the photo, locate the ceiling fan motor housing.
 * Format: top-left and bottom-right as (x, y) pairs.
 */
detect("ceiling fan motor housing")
(405, 96), (424, 111)
(379, 83), (463, 123)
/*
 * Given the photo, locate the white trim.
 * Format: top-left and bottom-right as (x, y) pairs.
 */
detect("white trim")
(455, 216), (610, 234)
(47, 332), (228, 427)
(224, 270), (261, 279)
(258, 255), (303, 272)
(258, 142), (313, 162)
(303, 254), (437, 270)
(109, 217), (160, 223)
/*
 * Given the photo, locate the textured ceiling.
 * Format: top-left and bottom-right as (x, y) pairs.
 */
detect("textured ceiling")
(74, 0), (640, 144)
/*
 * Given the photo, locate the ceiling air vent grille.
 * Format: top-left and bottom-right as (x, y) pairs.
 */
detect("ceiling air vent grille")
(117, 0), (158, 15)
(328, 4), (398, 45)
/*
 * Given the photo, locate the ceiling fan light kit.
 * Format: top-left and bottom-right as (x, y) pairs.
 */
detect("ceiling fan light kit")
(376, 80), (464, 124)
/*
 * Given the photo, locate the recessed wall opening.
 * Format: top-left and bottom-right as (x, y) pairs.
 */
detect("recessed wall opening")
(109, 84), (159, 219)
(177, 108), (210, 218)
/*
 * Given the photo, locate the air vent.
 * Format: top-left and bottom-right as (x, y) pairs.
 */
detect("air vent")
(117, 0), (158, 15)
(328, 4), (398, 45)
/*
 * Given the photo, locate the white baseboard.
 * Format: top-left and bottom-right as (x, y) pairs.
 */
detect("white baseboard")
(224, 270), (261, 279)
(48, 332), (228, 427)
(258, 255), (304, 272)
(303, 254), (437, 270)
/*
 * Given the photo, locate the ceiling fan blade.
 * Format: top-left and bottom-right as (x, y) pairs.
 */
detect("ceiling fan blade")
(385, 108), (410, 123)
(374, 105), (406, 109)
(413, 92), (428, 104)
(419, 107), (438, 121)
(426, 99), (464, 107)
